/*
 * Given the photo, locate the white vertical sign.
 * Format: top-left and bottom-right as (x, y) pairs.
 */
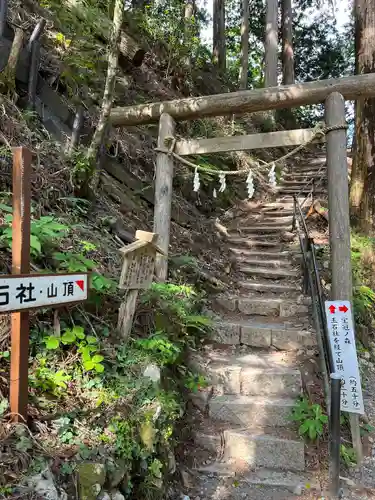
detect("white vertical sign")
(325, 300), (364, 414)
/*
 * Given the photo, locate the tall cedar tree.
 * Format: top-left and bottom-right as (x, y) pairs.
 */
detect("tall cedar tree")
(238, 0), (249, 89)
(350, 0), (375, 232)
(282, 0), (294, 84)
(184, 0), (195, 68)
(213, 0), (226, 72)
(264, 0), (278, 86)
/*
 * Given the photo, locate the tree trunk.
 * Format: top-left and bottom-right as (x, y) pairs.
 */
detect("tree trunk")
(238, 0), (249, 89)
(213, 0), (226, 73)
(350, 0), (375, 232)
(184, 0), (195, 68)
(282, 0), (294, 84)
(87, 0), (123, 189)
(0, 28), (24, 97)
(0, 0), (8, 38)
(264, 0), (278, 87)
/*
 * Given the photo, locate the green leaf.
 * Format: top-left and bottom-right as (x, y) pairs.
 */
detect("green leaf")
(61, 330), (76, 345)
(86, 335), (97, 345)
(309, 423), (317, 441)
(94, 363), (104, 373)
(0, 203), (13, 213)
(72, 326), (85, 339)
(299, 420), (310, 436)
(30, 234), (42, 254)
(80, 346), (92, 361)
(45, 337), (60, 350)
(53, 252), (67, 261)
(92, 354), (104, 363)
(83, 360), (95, 371)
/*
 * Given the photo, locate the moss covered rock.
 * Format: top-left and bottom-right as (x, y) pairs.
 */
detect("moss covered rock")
(77, 462), (106, 500)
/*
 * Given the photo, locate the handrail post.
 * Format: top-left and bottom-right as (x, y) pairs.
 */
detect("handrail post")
(325, 92), (363, 464)
(292, 195), (297, 231)
(154, 113), (175, 281)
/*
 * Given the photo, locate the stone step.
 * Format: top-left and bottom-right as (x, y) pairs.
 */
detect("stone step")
(279, 184), (315, 191)
(281, 177), (317, 184)
(280, 181), (323, 189)
(195, 464), (317, 496)
(214, 296), (308, 317)
(289, 162), (326, 171)
(239, 280), (302, 294)
(209, 394), (296, 427)
(193, 474), (306, 500)
(235, 225), (291, 234)
(206, 352), (302, 396)
(239, 266), (299, 279)
(237, 258), (295, 269)
(230, 248), (294, 259)
(278, 188), (326, 195)
(283, 172), (324, 181)
(260, 202), (295, 210)
(213, 318), (315, 349)
(197, 429), (305, 472)
(228, 237), (280, 249)
(283, 172), (324, 179)
(229, 231), (283, 240)
(287, 166), (326, 174)
(240, 218), (294, 228)
(252, 208), (295, 217)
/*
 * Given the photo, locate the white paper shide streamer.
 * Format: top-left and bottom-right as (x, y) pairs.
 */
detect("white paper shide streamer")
(193, 167), (200, 192)
(246, 170), (254, 199)
(219, 173), (226, 193)
(268, 163), (277, 188)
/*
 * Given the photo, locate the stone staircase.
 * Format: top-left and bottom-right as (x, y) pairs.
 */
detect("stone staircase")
(189, 153), (327, 499)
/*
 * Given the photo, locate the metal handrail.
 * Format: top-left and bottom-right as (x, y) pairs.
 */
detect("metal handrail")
(293, 194), (341, 498)
(310, 242), (335, 373)
(293, 195), (334, 375)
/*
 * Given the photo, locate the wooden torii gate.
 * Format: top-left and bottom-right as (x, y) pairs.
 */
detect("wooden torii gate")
(109, 72), (375, 464)
(109, 73), (375, 286)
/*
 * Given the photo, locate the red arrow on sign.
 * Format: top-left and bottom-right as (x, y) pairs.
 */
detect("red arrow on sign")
(76, 280), (85, 291)
(339, 305), (348, 313)
(329, 305), (336, 314)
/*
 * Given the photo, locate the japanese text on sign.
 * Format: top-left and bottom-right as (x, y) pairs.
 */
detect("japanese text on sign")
(0, 274), (88, 313)
(325, 300), (364, 414)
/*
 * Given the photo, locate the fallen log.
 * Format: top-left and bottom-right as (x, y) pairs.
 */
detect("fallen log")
(110, 73), (375, 126)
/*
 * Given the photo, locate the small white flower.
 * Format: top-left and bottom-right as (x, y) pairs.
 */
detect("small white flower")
(193, 167), (200, 192)
(219, 173), (226, 192)
(246, 170), (254, 199)
(213, 188), (217, 198)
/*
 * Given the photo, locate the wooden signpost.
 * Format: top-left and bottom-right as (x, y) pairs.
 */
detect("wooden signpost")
(5, 147), (89, 422)
(118, 230), (165, 339)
